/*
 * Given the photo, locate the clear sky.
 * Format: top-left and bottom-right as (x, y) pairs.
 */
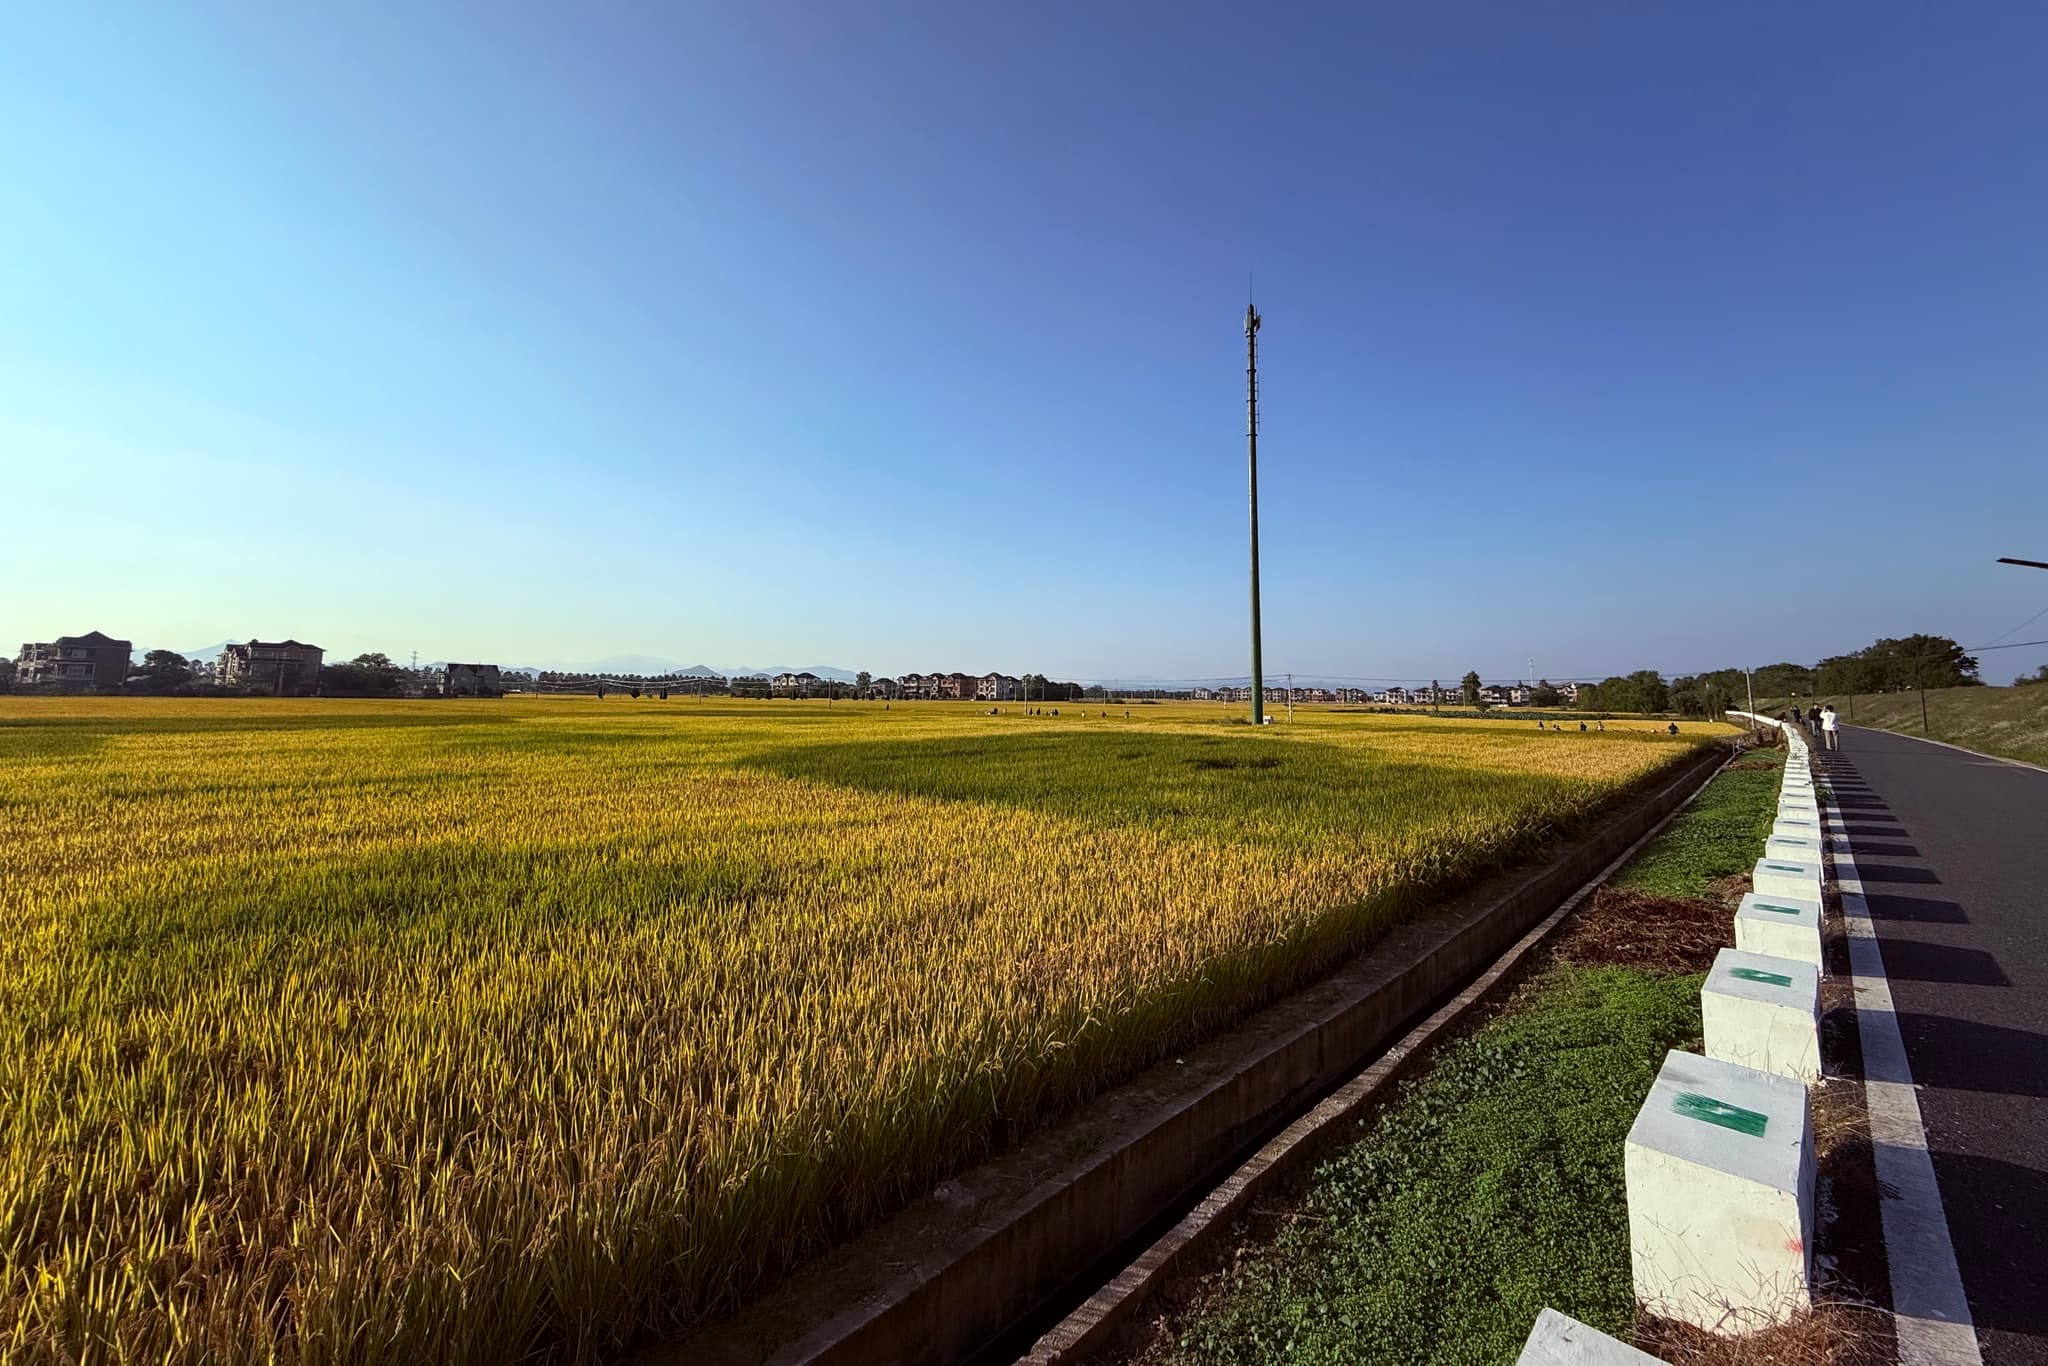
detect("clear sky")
(5, 3), (2046, 683)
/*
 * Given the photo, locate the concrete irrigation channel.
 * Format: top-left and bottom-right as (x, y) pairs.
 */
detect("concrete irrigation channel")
(655, 740), (1737, 1366)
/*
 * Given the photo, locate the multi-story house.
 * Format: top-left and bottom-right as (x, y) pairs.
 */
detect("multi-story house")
(974, 672), (1019, 701)
(443, 663), (502, 696)
(772, 671), (820, 696)
(14, 631), (132, 690)
(217, 640), (325, 696)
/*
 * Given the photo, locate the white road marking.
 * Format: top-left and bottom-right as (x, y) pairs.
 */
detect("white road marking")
(1826, 767), (1983, 1365)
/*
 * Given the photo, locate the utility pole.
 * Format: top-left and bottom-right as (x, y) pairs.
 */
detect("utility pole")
(1286, 672), (1294, 722)
(1246, 302), (1265, 726)
(1745, 667), (1755, 717)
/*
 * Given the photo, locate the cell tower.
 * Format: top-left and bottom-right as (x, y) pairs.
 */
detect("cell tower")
(1246, 302), (1265, 725)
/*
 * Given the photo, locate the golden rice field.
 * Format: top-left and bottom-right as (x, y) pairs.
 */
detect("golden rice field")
(0, 697), (1731, 1364)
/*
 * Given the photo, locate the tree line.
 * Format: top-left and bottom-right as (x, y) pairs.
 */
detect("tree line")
(1565, 633), (1982, 718)
(118, 650), (418, 696)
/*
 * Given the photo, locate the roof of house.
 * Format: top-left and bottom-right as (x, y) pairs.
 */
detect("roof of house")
(53, 630), (131, 648)
(241, 639), (324, 651)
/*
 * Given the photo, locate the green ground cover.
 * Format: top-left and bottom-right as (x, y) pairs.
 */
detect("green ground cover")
(1608, 753), (1784, 898)
(1133, 746), (1782, 1364)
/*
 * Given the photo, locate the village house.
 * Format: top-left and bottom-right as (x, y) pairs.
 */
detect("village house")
(975, 672), (1019, 701)
(217, 640), (325, 696)
(443, 662), (503, 697)
(14, 630), (132, 690)
(772, 671), (821, 696)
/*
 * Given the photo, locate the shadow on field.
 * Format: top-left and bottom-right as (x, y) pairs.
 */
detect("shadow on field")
(746, 729), (1594, 849)
(0, 709), (527, 739)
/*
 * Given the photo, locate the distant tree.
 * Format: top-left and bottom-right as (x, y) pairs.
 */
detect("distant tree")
(856, 671), (872, 693)
(1626, 669), (1670, 714)
(128, 649), (192, 693)
(1670, 673), (1736, 718)
(1528, 679), (1562, 708)
(1752, 663), (1817, 698)
(1460, 671), (1482, 707)
(1819, 635), (1978, 694)
(1815, 653), (1878, 697)
(320, 653), (404, 697)
(1431, 679), (1441, 715)
(1581, 676), (1630, 712)
(2015, 664), (2048, 687)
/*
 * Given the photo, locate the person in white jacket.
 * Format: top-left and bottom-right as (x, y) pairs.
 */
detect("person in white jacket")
(1821, 704), (1840, 751)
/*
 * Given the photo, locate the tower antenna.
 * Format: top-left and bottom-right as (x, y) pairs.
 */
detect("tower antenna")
(1246, 300), (1265, 726)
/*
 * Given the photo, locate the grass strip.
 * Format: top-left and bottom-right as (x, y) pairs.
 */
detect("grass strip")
(1133, 744), (1783, 1364)
(1609, 750), (1784, 898)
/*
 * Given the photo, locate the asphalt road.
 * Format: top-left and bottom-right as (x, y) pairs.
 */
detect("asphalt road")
(1824, 724), (2048, 1364)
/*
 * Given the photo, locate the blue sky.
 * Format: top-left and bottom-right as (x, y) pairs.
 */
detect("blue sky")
(5, 3), (2046, 683)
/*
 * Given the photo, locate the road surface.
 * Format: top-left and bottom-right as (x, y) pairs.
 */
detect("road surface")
(1827, 724), (2048, 1364)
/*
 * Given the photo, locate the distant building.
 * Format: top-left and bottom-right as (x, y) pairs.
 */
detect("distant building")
(975, 672), (1019, 701)
(772, 671), (820, 696)
(867, 676), (900, 699)
(218, 640), (324, 696)
(444, 662), (502, 696)
(15, 631), (132, 690)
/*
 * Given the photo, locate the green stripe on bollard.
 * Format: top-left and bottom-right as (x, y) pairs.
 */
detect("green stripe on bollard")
(1764, 863), (1807, 872)
(1730, 966), (1795, 988)
(1672, 1090), (1770, 1138)
(1755, 903), (1804, 915)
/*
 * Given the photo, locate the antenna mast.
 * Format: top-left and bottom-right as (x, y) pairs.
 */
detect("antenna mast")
(1246, 302), (1265, 726)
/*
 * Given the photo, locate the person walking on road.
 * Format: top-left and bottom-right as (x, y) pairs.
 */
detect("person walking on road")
(1821, 703), (1840, 751)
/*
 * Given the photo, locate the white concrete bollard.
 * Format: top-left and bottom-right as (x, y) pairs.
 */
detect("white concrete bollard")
(1517, 1307), (1664, 1364)
(1770, 815), (1822, 840)
(1777, 797), (1820, 820)
(1734, 893), (1823, 968)
(1702, 948), (1821, 1083)
(1752, 857), (1823, 903)
(1763, 834), (1826, 862)
(1626, 1050), (1814, 1331)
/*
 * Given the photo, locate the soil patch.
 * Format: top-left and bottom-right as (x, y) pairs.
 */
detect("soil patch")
(1636, 1302), (1892, 1366)
(1551, 887), (1730, 973)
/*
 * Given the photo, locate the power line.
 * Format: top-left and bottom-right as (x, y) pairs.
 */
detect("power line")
(1970, 602), (2048, 651)
(1965, 637), (2048, 653)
